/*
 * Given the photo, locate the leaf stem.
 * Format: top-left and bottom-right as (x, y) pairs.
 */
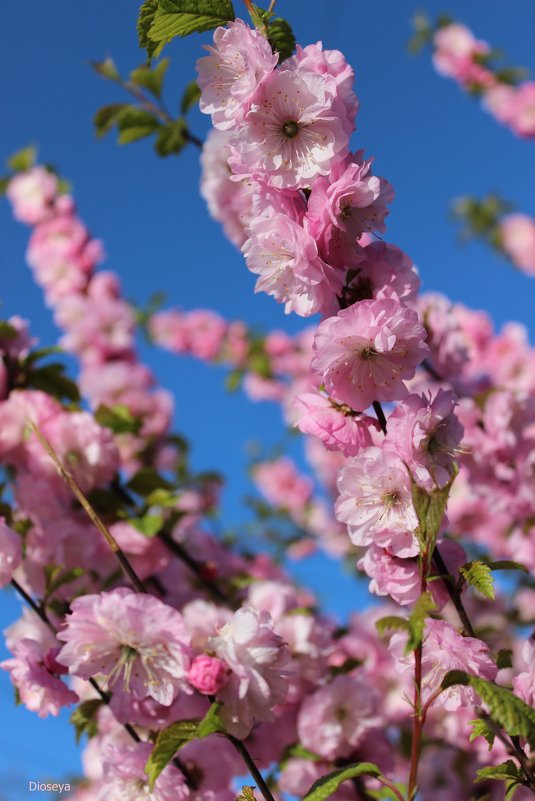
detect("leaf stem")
(226, 734), (277, 801)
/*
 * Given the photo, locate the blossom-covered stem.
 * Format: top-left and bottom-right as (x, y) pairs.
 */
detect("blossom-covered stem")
(407, 549), (429, 801)
(372, 400), (388, 435)
(29, 421), (148, 595)
(432, 546), (475, 637)
(226, 733), (277, 801)
(11, 579), (199, 789)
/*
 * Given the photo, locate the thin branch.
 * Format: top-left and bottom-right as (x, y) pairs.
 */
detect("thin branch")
(372, 400), (388, 435)
(227, 734), (277, 801)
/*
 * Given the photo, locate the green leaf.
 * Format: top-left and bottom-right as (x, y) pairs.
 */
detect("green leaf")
(28, 363), (80, 403)
(149, 0), (235, 44)
(95, 404), (143, 435)
(225, 368), (244, 392)
(375, 616), (411, 637)
(128, 513), (164, 538)
(302, 763), (381, 801)
(487, 560), (529, 574)
(267, 17), (295, 62)
(127, 467), (173, 497)
(180, 80), (201, 114)
(496, 649), (513, 670)
(138, 0), (165, 60)
(70, 699), (103, 743)
(460, 560), (495, 600)
(410, 468), (456, 552)
(7, 145), (37, 172)
(0, 321), (19, 339)
(476, 761), (521, 782)
(91, 58), (120, 82)
(44, 566), (84, 600)
(444, 673), (535, 749)
(130, 58), (169, 98)
(145, 704), (224, 789)
(469, 718), (496, 749)
(0, 176), (10, 194)
(237, 788), (257, 801)
(23, 345), (63, 367)
(154, 119), (188, 156)
(116, 106), (160, 144)
(407, 591), (436, 652)
(94, 103), (130, 138)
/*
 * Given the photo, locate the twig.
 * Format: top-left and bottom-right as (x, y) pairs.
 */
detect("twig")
(227, 734), (277, 801)
(372, 400), (388, 435)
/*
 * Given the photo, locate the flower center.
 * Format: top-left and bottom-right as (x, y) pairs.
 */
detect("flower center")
(383, 491), (401, 508)
(282, 120), (300, 138)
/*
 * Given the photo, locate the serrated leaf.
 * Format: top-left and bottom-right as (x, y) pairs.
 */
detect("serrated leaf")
(441, 669), (471, 690)
(469, 718), (496, 749)
(70, 699), (103, 744)
(460, 560), (495, 600)
(302, 763), (381, 801)
(149, 0), (235, 45)
(27, 363), (80, 403)
(95, 404), (142, 435)
(267, 17), (295, 62)
(407, 591), (436, 653)
(375, 616), (411, 637)
(411, 469), (456, 552)
(180, 80), (201, 114)
(116, 106), (160, 144)
(496, 649), (513, 670)
(138, 0), (165, 60)
(145, 704), (224, 789)
(7, 145), (37, 173)
(488, 560), (529, 574)
(130, 58), (169, 98)
(237, 788), (258, 801)
(154, 119), (188, 156)
(91, 58), (120, 82)
(127, 468), (173, 496)
(128, 513), (164, 537)
(476, 760), (521, 782)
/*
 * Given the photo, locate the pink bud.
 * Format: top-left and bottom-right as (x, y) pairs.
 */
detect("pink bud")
(187, 654), (229, 695)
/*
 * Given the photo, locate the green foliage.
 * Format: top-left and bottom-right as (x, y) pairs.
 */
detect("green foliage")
(91, 58), (120, 82)
(0, 321), (19, 339)
(302, 763), (381, 801)
(116, 106), (161, 143)
(44, 565), (84, 601)
(267, 17), (296, 62)
(236, 788), (258, 801)
(476, 760), (521, 782)
(27, 362), (81, 403)
(496, 649), (513, 670)
(70, 700), (104, 743)
(442, 671), (535, 749)
(155, 119), (188, 156)
(138, 0), (164, 61)
(407, 591), (436, 652)
(375, 615), (411, 637)
(180, 80), (201, 114)
(7, 145), (37, 172)
(146, 0), (235, 53)
(487, 560), (529, 574)
(130, 58), (169, 98)
(95, 404), (143, 435)
(460, 560), (495, 600)
(127, 467), (173, 496)
(411, 469), (456, 553)
(469, 718), (496, 749)
(145, 703), (224, 789)
(407, 12), (433, 54)
(127, 512), (164, 538)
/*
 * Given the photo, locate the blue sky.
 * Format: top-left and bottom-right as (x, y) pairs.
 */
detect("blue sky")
(1, 1), (534, 797)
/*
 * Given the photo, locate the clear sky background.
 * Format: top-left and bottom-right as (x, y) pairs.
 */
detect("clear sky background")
(1, 1), (534, 798)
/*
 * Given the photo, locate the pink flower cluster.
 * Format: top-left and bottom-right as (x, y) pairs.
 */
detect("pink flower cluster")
(430, 21), (535, 139)
(499, 212), (535, 276)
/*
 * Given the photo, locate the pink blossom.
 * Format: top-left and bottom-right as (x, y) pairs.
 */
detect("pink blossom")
(358, 546), (422, 605)
(286, 42), (358, 133)
(297, 675), (380, 759)
(499, 213), (535, 275)
(196, 19), (277, 130)
(242, 213), (337, 317)
(343, 241), (420, 305)
(336, 446), (419, 557)
(433, 23), (494, 89)
(294, 391), (378, 456)
(306, 152), (393, 267)
(98, 742), (188, 801)
(187, 654), (229, 695)
(312, 299), (428, 411)
(57, 588), (192, 706)
(253, 456), (313, 514)
(209, 606), (291, 737)
(1, 638), (78, 718)
(30, 410), (120, 492)
(230, 67), (350, 189)
(386, 389), (463, 489)
(0, 519), (22, 587)
(55, 294), (135, 363)
(390, 618), (497, 711)
(7, 167), (58, 224)
(508, 81), (535, 138)
(512, 640), (535, 707)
